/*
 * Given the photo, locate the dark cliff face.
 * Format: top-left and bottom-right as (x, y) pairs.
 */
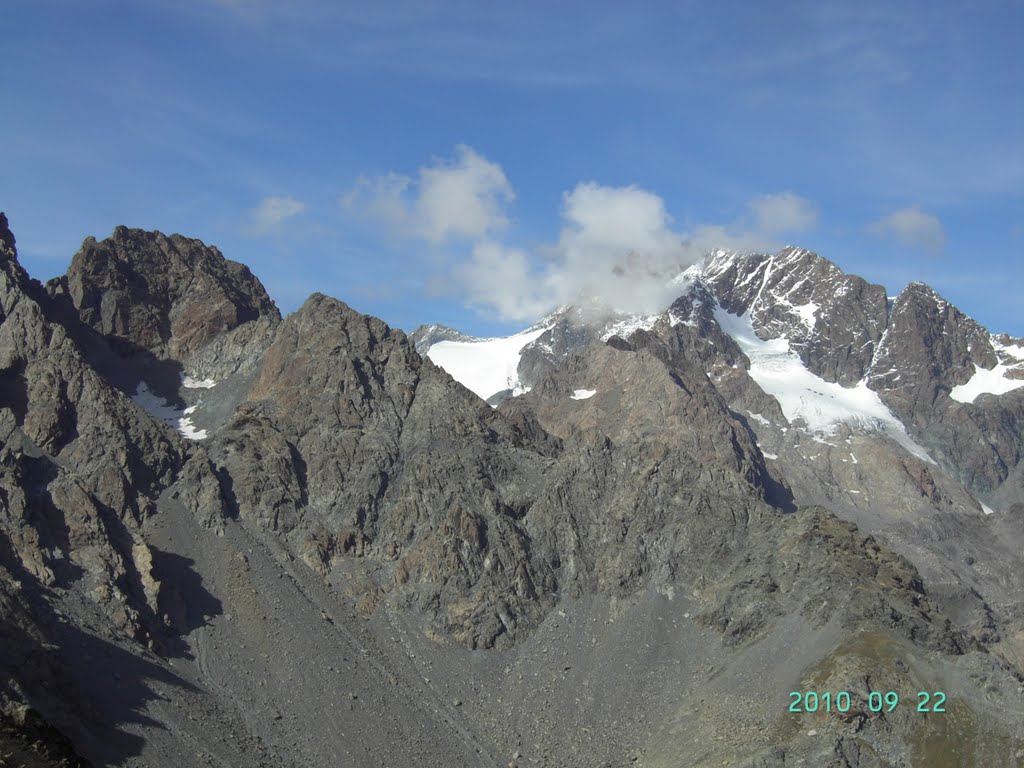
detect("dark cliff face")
(49, 226), (280, 362)
(1, 215), (1022, 767)
(863, 282), (1023, 493)
(867, 281), (996, 423)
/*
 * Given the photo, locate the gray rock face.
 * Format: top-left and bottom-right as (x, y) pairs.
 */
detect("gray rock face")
(516, 309), (599, 392)
(213, 293), (564, 648)
(0, 224), (182, 520)
(49, 226), (279, 362)
(513, 338), (772, 496)
(867, 282), (996, 423)
(0, 214), (251, 764)
(863, 282), (1024, 496)
(0, 213), (16, 263)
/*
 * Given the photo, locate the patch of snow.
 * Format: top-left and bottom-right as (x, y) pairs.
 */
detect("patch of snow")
(182, 374), (217, 389)
(714, 306), (934, 463)
(949, 363), (1024, 403)
(427, 325), (550, 403)
(993, 339), (1024, 362)
(177, 421), (209, 440)
(600, 314), (661, 342)
(981, 503), (995, 516)
(850, 453), (858, 465)
(747, 411), (771, 426)
(669, 263), (702, 288)
(792, 301), (819, 329)
(571, 389), (597, 400)
(761, 451), (778, 460)
(131, 382), (208, 440)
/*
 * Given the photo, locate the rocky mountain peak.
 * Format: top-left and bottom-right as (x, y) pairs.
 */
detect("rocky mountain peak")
(702, 246), (888, 385)
(870, 282), (996, 396)
(409, 322), (477, 356)
(0, 212), (16, 262)
(50, 226), (280, 362)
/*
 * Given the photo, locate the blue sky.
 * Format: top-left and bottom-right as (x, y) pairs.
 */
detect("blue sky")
(4, 0), (1022, 336)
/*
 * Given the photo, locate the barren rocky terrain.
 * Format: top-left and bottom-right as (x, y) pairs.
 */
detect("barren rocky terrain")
(1, 215), (1021, 767)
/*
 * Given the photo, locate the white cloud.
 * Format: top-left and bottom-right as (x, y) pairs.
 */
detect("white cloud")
(460, 240), (552, 321)
(415, 146), (513, 241)
(680, 193), (817, 254)
(456, 183), (822, 322)
(342, 173), (410, 226)
(245, 195), (305, 235)
(686, 223), (770, 254)
(559, 183), (683, 263)
(458, 183), (703, 322)
(343, 145), (513, 243)
(545, 183), (698, 313)
(868, 206), (945, 251)
(347, 147), (821, 323)
(748, 192), (818, 235)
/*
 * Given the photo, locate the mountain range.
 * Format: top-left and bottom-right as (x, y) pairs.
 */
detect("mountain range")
(0, 213), (1021, 767)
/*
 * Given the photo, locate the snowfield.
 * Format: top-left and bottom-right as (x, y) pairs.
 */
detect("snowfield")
(950, 363), (1024, 403)
(713, 306), (934, 463)
(571, 389), (597, 400)
(427, 325), (550, 402)
(949, 337), (1024, 403)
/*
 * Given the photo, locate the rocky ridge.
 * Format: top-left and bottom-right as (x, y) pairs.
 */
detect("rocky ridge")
(1, 217), (1022, 766)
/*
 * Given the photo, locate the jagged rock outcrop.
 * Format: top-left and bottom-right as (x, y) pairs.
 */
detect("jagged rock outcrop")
(0, 222), (183, 522)
(516, 310), (598, 391)
(867, 282), (997, 422)
(212, 293), (561, 648)
(0, 214), (240, 764)
(685, 247), (1024, 503)
(48, 226), (280, 363)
